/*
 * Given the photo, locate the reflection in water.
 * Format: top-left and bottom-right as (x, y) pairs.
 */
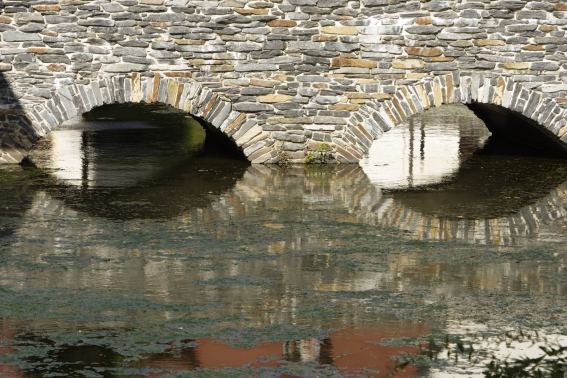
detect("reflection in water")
(1, 105), (567, 376)
(31, 104), (207, 188)
(426, 321), (567, 377)
(7, 325), (425, 377)
(362, 105), (491, 189)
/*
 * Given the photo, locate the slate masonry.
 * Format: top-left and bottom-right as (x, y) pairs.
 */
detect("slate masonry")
(0, 0), (567, 163)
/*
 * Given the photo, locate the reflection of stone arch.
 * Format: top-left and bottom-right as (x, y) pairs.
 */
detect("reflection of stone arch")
(359, 184), (567, 247)
(26, 73), (274, 163)
(335, 74), (567, 162)
(43, 157), (249, 220)
(20, 162), (567, 246)
(228, 165), (567, 246)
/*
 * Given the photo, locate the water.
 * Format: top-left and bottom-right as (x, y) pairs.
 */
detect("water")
(1, 104), (567, 377)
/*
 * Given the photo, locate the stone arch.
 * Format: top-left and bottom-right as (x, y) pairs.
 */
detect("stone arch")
(24, 73), (274, 163)
(334, 73), (567, 163)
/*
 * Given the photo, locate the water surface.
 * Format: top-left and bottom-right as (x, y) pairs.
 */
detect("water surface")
(1, 104), (567, 377)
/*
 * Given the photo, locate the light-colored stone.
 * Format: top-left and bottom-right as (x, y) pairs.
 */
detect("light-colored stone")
(473, 39), (506, 47)
(331, 58), (377, 68)
(268, 19), (297, 27)
(405, 47), (443, 57)
(257, 94), (293, 103)
(320, 26), (358, 35)
(392, 59), (425, 69)
(500, 62), (529, 70)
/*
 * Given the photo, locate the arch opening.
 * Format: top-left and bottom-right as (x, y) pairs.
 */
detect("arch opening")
(467, 102), (567, 157)
(361, 104), (567, 221)
(29, 102), (248, 190)
(344, 75), (567, 164)
(20, 74), (271, 166)
(81, 103), (247, 161)
(361, 104), (491, 190)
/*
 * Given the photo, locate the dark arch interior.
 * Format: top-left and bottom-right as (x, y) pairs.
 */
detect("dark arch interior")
(21, 103), (250, 219)
(467, 102), (567, 157)
(82, 103), (246, 160)
(391, 149), (567, 219)
(369, 104), (567, 219)
(27, 102), (249, 188)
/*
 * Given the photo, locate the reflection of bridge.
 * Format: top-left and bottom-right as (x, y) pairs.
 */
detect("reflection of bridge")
(1, 3), (567, 163)
(364, 184), (567, 246)
(228, 165), (567, 246)
(2, 162), (567, 359)
(13, 161), (567, 247)
(25, 103), (567, 245)
(0, 323), (425, 377)
(6, 161), (567, 305)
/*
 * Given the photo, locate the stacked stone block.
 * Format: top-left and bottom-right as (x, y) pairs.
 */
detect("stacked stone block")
(0, 0), (567, 163)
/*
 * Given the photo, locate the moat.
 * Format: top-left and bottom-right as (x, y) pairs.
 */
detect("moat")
(1, 104), (567, 377)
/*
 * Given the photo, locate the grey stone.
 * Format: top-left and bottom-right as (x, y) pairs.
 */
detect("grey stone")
(314, 96), (340, 104)
(14, 13), (44, 25)
(406, 25), (441, 34)
(273, 131), (306, 143)
(78, 18), (115, 27)
(234, 102), (272, 112)
(3, 32), (41, 42)
(314, 116), (347, 125)
(19, 24), (45, 33)
(102, 63), (147, 73)
(531, 62), (560, 71)
(235, 63), (278, 71)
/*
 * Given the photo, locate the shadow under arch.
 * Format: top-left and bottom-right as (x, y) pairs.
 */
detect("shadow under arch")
(337, 74), (567, 162)
(41, 155), (249, 221)
(25, 101), (251, 220)
(390, 138), (567, 219)
(25, 73), (273, 163)
(80, 102), (247, 160)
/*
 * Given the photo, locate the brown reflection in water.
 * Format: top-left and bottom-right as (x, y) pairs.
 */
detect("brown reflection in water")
(0, 360), (22, 378)
(0, 322), (426, 377)
(142, 338), (280, 372)
(0, 323), (23, 378)
(138, 325), (426, 377)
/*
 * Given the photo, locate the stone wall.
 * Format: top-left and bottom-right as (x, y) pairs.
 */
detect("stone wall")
(1, 0), (567, 163)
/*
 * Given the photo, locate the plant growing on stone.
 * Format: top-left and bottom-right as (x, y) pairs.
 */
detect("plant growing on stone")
(275, 150), (291, 168)
(305, 143), (333, 164)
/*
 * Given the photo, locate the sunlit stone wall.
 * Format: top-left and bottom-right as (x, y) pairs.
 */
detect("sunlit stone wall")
(1, 0), (567, 163)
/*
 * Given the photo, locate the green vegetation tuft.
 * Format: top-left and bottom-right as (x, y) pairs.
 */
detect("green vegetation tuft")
(305, 143), (333, 164)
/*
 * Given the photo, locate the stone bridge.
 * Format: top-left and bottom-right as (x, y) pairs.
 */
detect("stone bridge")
(1, 0), (567, 163)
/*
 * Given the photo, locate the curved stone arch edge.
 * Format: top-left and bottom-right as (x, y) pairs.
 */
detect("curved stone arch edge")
(335, 73), (567, 163)
(25, 73), (273, 164)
